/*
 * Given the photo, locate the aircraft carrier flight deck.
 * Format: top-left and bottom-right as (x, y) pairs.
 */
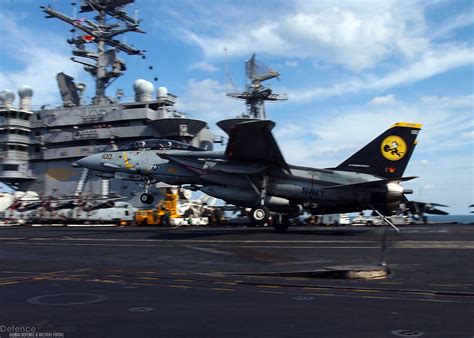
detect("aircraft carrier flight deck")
(0, 223), (472, 338)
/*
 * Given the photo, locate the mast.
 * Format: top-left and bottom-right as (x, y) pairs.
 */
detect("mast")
(40, 0), (145, 105)
(227, 54), (287, 119)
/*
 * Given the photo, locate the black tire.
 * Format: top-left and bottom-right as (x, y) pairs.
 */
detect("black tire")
(366, 220), (373, 226)
(140, 193), (154, 205)
(183, 209), (194, 218)
(249, 205), (270, 224)
(273, 215), (290, 233)
(273, 222), (289, 232)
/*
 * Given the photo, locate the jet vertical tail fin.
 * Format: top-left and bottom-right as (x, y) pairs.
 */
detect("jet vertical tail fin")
(335, 122), (422, 178)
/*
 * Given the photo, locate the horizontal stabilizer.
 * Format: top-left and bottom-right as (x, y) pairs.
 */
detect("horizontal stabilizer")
(325, 176), (418, 190)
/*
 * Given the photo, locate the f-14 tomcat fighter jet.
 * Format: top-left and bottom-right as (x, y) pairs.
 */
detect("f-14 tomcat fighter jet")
(76, 120), (422, 232)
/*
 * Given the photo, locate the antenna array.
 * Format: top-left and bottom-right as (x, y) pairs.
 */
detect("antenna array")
(227, 54), (287, 119)
(41, 0), (144, 105)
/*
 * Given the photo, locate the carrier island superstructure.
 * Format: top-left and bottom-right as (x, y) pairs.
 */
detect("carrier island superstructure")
(0, 0), (214, 206)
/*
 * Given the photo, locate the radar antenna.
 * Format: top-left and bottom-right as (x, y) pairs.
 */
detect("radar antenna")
(41, 0), (145, 105)
(227, 53), (287, 119)
(224, 48), (238, 93)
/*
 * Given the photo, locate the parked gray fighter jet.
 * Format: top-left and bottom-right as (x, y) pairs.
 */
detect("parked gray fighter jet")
(76, 120), (422, 231)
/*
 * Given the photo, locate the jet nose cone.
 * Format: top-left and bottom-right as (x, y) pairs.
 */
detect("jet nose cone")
(76, 154), (98, 170)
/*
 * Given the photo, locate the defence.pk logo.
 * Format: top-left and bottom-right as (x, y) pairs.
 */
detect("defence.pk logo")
(380, 135), (407, 161)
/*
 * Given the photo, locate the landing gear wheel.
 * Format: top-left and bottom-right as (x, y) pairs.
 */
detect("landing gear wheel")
(250, 205), (270, 225)
(140, 193), (154, 205)
(273, 215), (290, 233)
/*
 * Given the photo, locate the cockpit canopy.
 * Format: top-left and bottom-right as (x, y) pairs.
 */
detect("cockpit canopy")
(119, 139), (202, 151)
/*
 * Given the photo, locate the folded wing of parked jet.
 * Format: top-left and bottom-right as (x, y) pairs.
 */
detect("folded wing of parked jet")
(224, 120), (290, 172)
(405, 201), (449, 215)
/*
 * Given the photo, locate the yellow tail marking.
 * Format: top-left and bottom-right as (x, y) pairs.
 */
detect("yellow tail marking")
(390, 122), (423, 129)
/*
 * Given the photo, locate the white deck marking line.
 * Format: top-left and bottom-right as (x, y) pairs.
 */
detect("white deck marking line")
(2, 238), (473, 249)
(232, 245), (379, 249)
(184, 245), (233, 255)
(394, 242), (474, 249)
(27, 238), (379, 243)
(1, 242), (381, 249)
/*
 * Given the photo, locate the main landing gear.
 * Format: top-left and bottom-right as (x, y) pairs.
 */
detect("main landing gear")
(140, 180), (154, 205)
(247, 175), (291, 232)
(248, 207), (290, 232)
(248, 175), (270, 225)
(273, 214), (290, 233)
(249, 205), (270, 224)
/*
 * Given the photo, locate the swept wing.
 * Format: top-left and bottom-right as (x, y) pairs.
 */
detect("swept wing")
(224, 120), (289, 172)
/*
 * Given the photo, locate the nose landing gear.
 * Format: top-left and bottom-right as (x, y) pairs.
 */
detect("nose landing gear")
(140, 193), (154, 205)
(140, 180), (154, 205)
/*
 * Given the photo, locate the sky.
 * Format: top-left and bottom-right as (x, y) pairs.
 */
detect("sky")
(0, 0), (473, 214)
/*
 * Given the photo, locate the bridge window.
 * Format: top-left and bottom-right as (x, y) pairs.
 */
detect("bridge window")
(2, 164), (19, 171)
(7, 144), (27, 151)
